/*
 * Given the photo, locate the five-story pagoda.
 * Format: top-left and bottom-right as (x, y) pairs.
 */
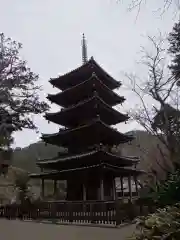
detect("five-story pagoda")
(31, 35), (143, 202)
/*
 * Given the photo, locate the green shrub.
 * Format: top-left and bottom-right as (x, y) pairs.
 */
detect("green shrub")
(152, 170), (180, 206)
(139, 170), (180, 208)
(129, 203), (180, 240)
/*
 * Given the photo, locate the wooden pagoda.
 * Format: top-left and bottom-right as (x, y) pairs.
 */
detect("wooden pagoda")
(31, 35), (143, 202)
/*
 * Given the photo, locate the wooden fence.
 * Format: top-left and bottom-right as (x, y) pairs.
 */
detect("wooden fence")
(0, 200), (156, 226)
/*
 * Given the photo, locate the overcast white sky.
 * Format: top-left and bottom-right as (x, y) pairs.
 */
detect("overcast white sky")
(0, 0), (179, 148)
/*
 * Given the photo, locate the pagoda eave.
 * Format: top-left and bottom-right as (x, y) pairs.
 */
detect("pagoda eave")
(47, 74), (124, 108)
(41, 119), (134, 148)
(37, 149), (139, 170)
(30, 163), (144, 180)
(49, 58), (121, 91)
(45, 96), (129, 127)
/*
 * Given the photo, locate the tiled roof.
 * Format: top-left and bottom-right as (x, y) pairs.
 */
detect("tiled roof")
(47, 73), (124, 105)
(42, 118), (134, 140)
(30, 162), (144, 179)
(49, 57), (121, 90)
(37, 149), (139, 165)
(45, 95), (129, 124)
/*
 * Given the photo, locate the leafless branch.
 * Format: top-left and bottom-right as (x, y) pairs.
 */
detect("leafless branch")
(124, 0), (180, 15)
(125, 33), (180, 174)
(125, 73), (154, 129)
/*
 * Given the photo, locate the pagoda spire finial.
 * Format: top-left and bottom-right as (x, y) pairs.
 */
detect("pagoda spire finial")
(82, 33), (88, 65)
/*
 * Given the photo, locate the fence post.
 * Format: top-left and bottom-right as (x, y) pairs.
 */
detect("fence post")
(115, 200), (121, 226)
(51, 202), (57, 224)
(127, 200), (135, 221)
(68, 203), (73, 223)
(90, 203), (95, 223)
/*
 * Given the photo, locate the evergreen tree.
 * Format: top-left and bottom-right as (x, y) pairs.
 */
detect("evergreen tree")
(168, 21), (180, 84)
(0, 33), (49, 172)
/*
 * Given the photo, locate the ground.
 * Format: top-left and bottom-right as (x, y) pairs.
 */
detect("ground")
(0, 219), (136, 240)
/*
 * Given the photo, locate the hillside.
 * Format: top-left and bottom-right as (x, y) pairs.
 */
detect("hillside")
(12, 142), (65, 173)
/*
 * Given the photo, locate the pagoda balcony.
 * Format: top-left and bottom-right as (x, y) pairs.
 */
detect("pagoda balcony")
(41, 118), (134, 148)
(49, 57), (121, 91)
(47, 74), (124, 108)
(37, 149), (139, 171)
(45, 95), (129, 128)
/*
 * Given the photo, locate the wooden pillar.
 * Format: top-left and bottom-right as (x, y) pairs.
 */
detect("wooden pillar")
(112, 177), (116, 200)
(134, 175), (138, 196)
(128, 175), (132, 202)
(100, 178), (104, 201)
(41, 178), (45, 198)
(83, 183), (87, 201)
(120, 176), (124, 200)
(53, 180), (57, 196)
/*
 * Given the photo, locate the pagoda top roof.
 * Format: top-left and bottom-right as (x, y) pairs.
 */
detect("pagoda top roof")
(47, 73), (125, 108)
(49, 57), (121, 91)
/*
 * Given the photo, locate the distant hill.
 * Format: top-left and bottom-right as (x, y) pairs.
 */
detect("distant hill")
(12, 142), (65, 173)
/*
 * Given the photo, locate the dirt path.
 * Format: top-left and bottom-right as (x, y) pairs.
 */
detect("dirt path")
(0, 219), (136, 240)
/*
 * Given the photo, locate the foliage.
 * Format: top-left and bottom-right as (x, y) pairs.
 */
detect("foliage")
(129, 203), (180, 240)
(141, 170), (180, 207)
(169, 20), (180, 83)
(0, 33), (49, 175)
(152, 104), (180, 168)
(14, 171), (31, 204)
(156, 171), (180, 206)
(0, 33), (49, 148)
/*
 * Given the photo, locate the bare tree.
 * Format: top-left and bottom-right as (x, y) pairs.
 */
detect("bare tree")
(125, 34), (180, 179)
(117, 0), (180, 16)
(129, 0), (179, 11)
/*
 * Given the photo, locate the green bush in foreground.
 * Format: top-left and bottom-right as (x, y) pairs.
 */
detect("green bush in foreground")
(138, 170), (180, 208)
(151, 170), (180, 207)
(129, 203), (180, 240)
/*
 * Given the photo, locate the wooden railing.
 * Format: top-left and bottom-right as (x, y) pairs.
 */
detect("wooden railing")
(0, 200), (157, 226)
